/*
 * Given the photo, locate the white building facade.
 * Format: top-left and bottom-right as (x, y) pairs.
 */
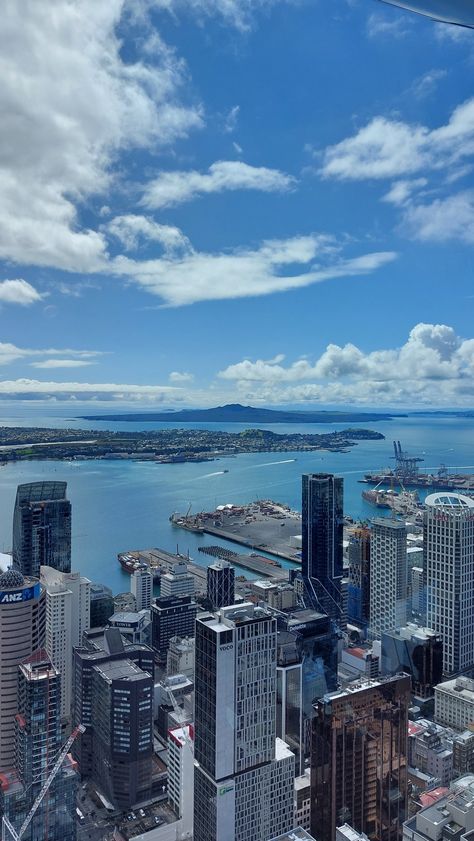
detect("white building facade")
(40, 565), (91, 718)
(168, 724), (194, 840)
(131, 567), (153, 611)
(160, 563), (195, 599)
(369, 518), (408, 641)
(425, 493), (474, 675)
(193, 603), (295, 841)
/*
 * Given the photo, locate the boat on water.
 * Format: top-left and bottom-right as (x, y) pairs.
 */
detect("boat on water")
(118, 551), (149, 574)
(362, 486), (421, 515)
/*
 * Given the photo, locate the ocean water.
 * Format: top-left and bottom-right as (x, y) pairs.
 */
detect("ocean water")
(0, 414), (472, 594)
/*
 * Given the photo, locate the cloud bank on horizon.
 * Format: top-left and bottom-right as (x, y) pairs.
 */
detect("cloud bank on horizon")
(1, 0), (473, 407)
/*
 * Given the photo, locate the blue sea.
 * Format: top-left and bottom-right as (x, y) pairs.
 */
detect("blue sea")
(0, 411), (472, 594)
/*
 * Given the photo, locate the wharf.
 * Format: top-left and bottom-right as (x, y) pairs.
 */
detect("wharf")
(171, 500), (302, 563)
(198, 545), (288, 578)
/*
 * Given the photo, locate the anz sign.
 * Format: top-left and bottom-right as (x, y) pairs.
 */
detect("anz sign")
(0, 584), (40, 605)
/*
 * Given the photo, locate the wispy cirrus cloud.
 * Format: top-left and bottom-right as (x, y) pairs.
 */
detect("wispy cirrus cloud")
(112, 235), (397, 306)
(0, 343), (104, 366)
(141, 160), (296, 209)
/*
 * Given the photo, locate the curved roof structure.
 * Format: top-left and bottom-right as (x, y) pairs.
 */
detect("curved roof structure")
(378, 1), (474, 27)
(0, 568), (25, 589)
(425, 492), (474, 508)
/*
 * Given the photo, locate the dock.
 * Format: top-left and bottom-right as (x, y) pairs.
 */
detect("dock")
(198, 545), (288, 578)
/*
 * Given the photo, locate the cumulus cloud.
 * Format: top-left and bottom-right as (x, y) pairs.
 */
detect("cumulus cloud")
(401, 191), (474, 243)
(0, 379), (180, 402)
(141, 160), (296, 209)
(319, 98), (474, 181)
(169, 371), (194, 382)
(111, 235), (397, 306)
(217, 323), (474, 406)
(0, 0), (202, 274)
(0, 279), (43, 306)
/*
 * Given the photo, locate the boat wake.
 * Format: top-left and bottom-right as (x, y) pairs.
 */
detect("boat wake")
(199, 471), (227, 478)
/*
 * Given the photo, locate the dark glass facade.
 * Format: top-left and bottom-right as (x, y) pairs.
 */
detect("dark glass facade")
(207, 562), (235, 610)
(12, 482), (71, 578)
(311, 675), (411, 841)
(301, 474), (343, 621)
(347, 527), (371, 629)
(151, 595), (198, 664)
(381, 627), (443, 701)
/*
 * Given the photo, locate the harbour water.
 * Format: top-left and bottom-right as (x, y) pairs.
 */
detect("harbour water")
(0, 412), (472, 593)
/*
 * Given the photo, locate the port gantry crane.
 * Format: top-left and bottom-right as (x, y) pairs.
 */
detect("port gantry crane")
(1, 724), (85, 841)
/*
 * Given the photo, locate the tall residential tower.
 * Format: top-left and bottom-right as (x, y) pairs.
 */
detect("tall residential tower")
(193, 603), (295, 841)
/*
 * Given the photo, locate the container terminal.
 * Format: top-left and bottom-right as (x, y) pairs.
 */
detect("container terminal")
(361, 440), (474, 490)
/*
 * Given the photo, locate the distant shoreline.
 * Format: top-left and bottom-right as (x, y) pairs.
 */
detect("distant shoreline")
(79, 402), (403, 424)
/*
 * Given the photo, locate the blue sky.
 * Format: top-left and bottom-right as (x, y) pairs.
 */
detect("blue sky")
(1, 0), (474, 410)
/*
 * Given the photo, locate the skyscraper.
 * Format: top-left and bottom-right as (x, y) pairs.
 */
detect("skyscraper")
(277, 631), (304, 776)
(347, 526), (371, 629)
(193, 603), (295, 841)
(151, 594), (198, 665)
(207, 560), (235, 609)
(369, 518), (408, 641)
(131, 567), (153, 611)
(424, 492), (474, 675)
(40, 566), (91, 719)
(13, 482), (71, 578)
(311, 674), (411, 841)
(0, 569), (46, 769)
(0, 651), (77, 841)
(301, 473), (343, 621)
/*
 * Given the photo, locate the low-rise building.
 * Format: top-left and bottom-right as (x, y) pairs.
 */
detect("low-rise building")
(435, 677), (474, 731)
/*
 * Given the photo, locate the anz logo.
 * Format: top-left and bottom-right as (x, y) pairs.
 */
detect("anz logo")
(0, 592), (23, 604)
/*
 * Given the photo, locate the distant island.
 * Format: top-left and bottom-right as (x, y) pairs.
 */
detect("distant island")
(0, 424), (385, 464)
(81, 403), (402, 424)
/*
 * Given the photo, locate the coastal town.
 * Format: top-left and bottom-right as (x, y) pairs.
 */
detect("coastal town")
(0, 425), (384, 464)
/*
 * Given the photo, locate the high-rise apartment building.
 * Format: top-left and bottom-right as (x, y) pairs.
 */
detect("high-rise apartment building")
(0, 651), (77, 841)
(424, 493), (474, 675)
(193, 603), (295, 841)
(151, 595), (198, 664)
(131, 567), (153, 611)
(13, 482), (71, 578)
(301, 473), (343, 621)
(311, 674), (411, 841)
(40, 565), (91, 719)
(347, 526), (371, 628)
(207, 560), (235, 609)
(369, 518), (408, 641)
(0, 569), (46, 769)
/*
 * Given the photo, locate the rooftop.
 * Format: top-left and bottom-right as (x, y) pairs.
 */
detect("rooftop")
(269, 829), (317, 841)
(426, 492), (474, 509)
(436, 676), (474, 700)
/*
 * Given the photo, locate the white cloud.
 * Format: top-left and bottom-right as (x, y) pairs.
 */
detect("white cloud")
(107, 215), (192, 255)
(224, 105), (240, 133)
(30, 359), (97, 369)
(410, 69), (447, 100)
(141, 160), (296, 209)
(0, 379), (180, 400)
(319, 98), (474, 181)
(112, 235), (397, 306)
(402, 191), (474, 243)
(382, 178), (428, 206)
(0, 343), (104, 366)
(148, 0), (296, 31)
(217, 323), (474, 406)
(0, 1), (202, 274)
(0, 279), (43, 306)
(366, 11), (411, 39)
(169, 371), (194, 382)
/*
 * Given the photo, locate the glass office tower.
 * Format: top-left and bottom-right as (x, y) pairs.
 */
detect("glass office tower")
(301, 473), (344, 621)
(13, 482), (71, 578)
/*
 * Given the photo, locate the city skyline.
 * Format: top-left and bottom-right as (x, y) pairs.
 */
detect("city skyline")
(0, 2), (473, 410)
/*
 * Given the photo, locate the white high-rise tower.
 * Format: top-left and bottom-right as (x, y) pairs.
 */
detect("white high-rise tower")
(193, 603), (295, 841)
(369, 518), (408, 641)
(425, 493), (474, 675)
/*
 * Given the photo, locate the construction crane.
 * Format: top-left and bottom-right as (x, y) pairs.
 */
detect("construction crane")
(1, 724), (85, 841)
